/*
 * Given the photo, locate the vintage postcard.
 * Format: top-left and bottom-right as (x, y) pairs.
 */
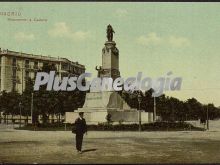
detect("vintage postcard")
(0, 2), (220, 164)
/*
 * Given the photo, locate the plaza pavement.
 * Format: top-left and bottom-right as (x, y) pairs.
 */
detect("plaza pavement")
(0, 121), (220, 164)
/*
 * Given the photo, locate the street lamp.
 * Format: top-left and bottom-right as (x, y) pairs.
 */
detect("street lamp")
(31, 93), (34, 124)
(137, 92), (142, 132)
(153, 96), (156, 122)
(19, 102), (22, 128)
(151, 89), (157, 122)
(207, 105), (209, 130)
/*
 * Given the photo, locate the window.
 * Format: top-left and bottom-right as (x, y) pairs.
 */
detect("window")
(25, 71), (29, 79)
(12, 57), (16, 66)
(25, 60), (29, 68)
(61, 63), (69, 71)
(61, 72), (68, 78)
(34, 61), (38, 69)
(43, 62), (49, 69)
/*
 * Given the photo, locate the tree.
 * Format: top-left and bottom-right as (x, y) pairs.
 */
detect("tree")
(186, 98), (203, 120)
(0, 91), (21, 124)
(142, 89), (154, 112)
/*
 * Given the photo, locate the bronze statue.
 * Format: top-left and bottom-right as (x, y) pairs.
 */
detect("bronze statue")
(106, 24), (115, 41)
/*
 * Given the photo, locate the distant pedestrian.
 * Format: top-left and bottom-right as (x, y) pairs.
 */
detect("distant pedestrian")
(72, 112), (87, 154)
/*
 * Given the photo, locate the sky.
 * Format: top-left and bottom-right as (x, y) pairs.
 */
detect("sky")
(0, 2), (220, 106)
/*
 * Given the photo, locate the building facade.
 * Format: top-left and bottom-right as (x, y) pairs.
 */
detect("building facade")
(0, 48), (85, 93)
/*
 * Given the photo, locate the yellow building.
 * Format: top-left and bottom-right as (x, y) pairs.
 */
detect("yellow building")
(0, 48), (85, 93)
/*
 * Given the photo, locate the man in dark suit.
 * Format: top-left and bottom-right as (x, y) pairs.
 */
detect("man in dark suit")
(74, 112), (87, 153)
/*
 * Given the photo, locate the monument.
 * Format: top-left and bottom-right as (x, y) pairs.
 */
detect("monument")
(65, 25), (153, 124)
(96, 24), (120, 80)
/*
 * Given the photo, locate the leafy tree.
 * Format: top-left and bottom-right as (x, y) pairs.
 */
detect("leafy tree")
(186, 98), (203, 120)
(0, 91), (21, 123)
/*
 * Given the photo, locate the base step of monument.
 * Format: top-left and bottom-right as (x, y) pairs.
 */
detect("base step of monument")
(65, 111), (153, 124)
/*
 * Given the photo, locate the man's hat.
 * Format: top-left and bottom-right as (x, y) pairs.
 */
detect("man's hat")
(79, 112), (84, 115)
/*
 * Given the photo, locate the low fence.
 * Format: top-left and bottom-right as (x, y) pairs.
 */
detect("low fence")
(0, 115), (65, 124)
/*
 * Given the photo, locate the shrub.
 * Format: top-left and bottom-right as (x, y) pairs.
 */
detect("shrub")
(16, 121), (204, 131)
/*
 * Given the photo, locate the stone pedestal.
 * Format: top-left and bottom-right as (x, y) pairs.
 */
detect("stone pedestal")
(96, 41), (120, 80)
(66, 110), (153, 125)
(65, 91), (153, 124)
